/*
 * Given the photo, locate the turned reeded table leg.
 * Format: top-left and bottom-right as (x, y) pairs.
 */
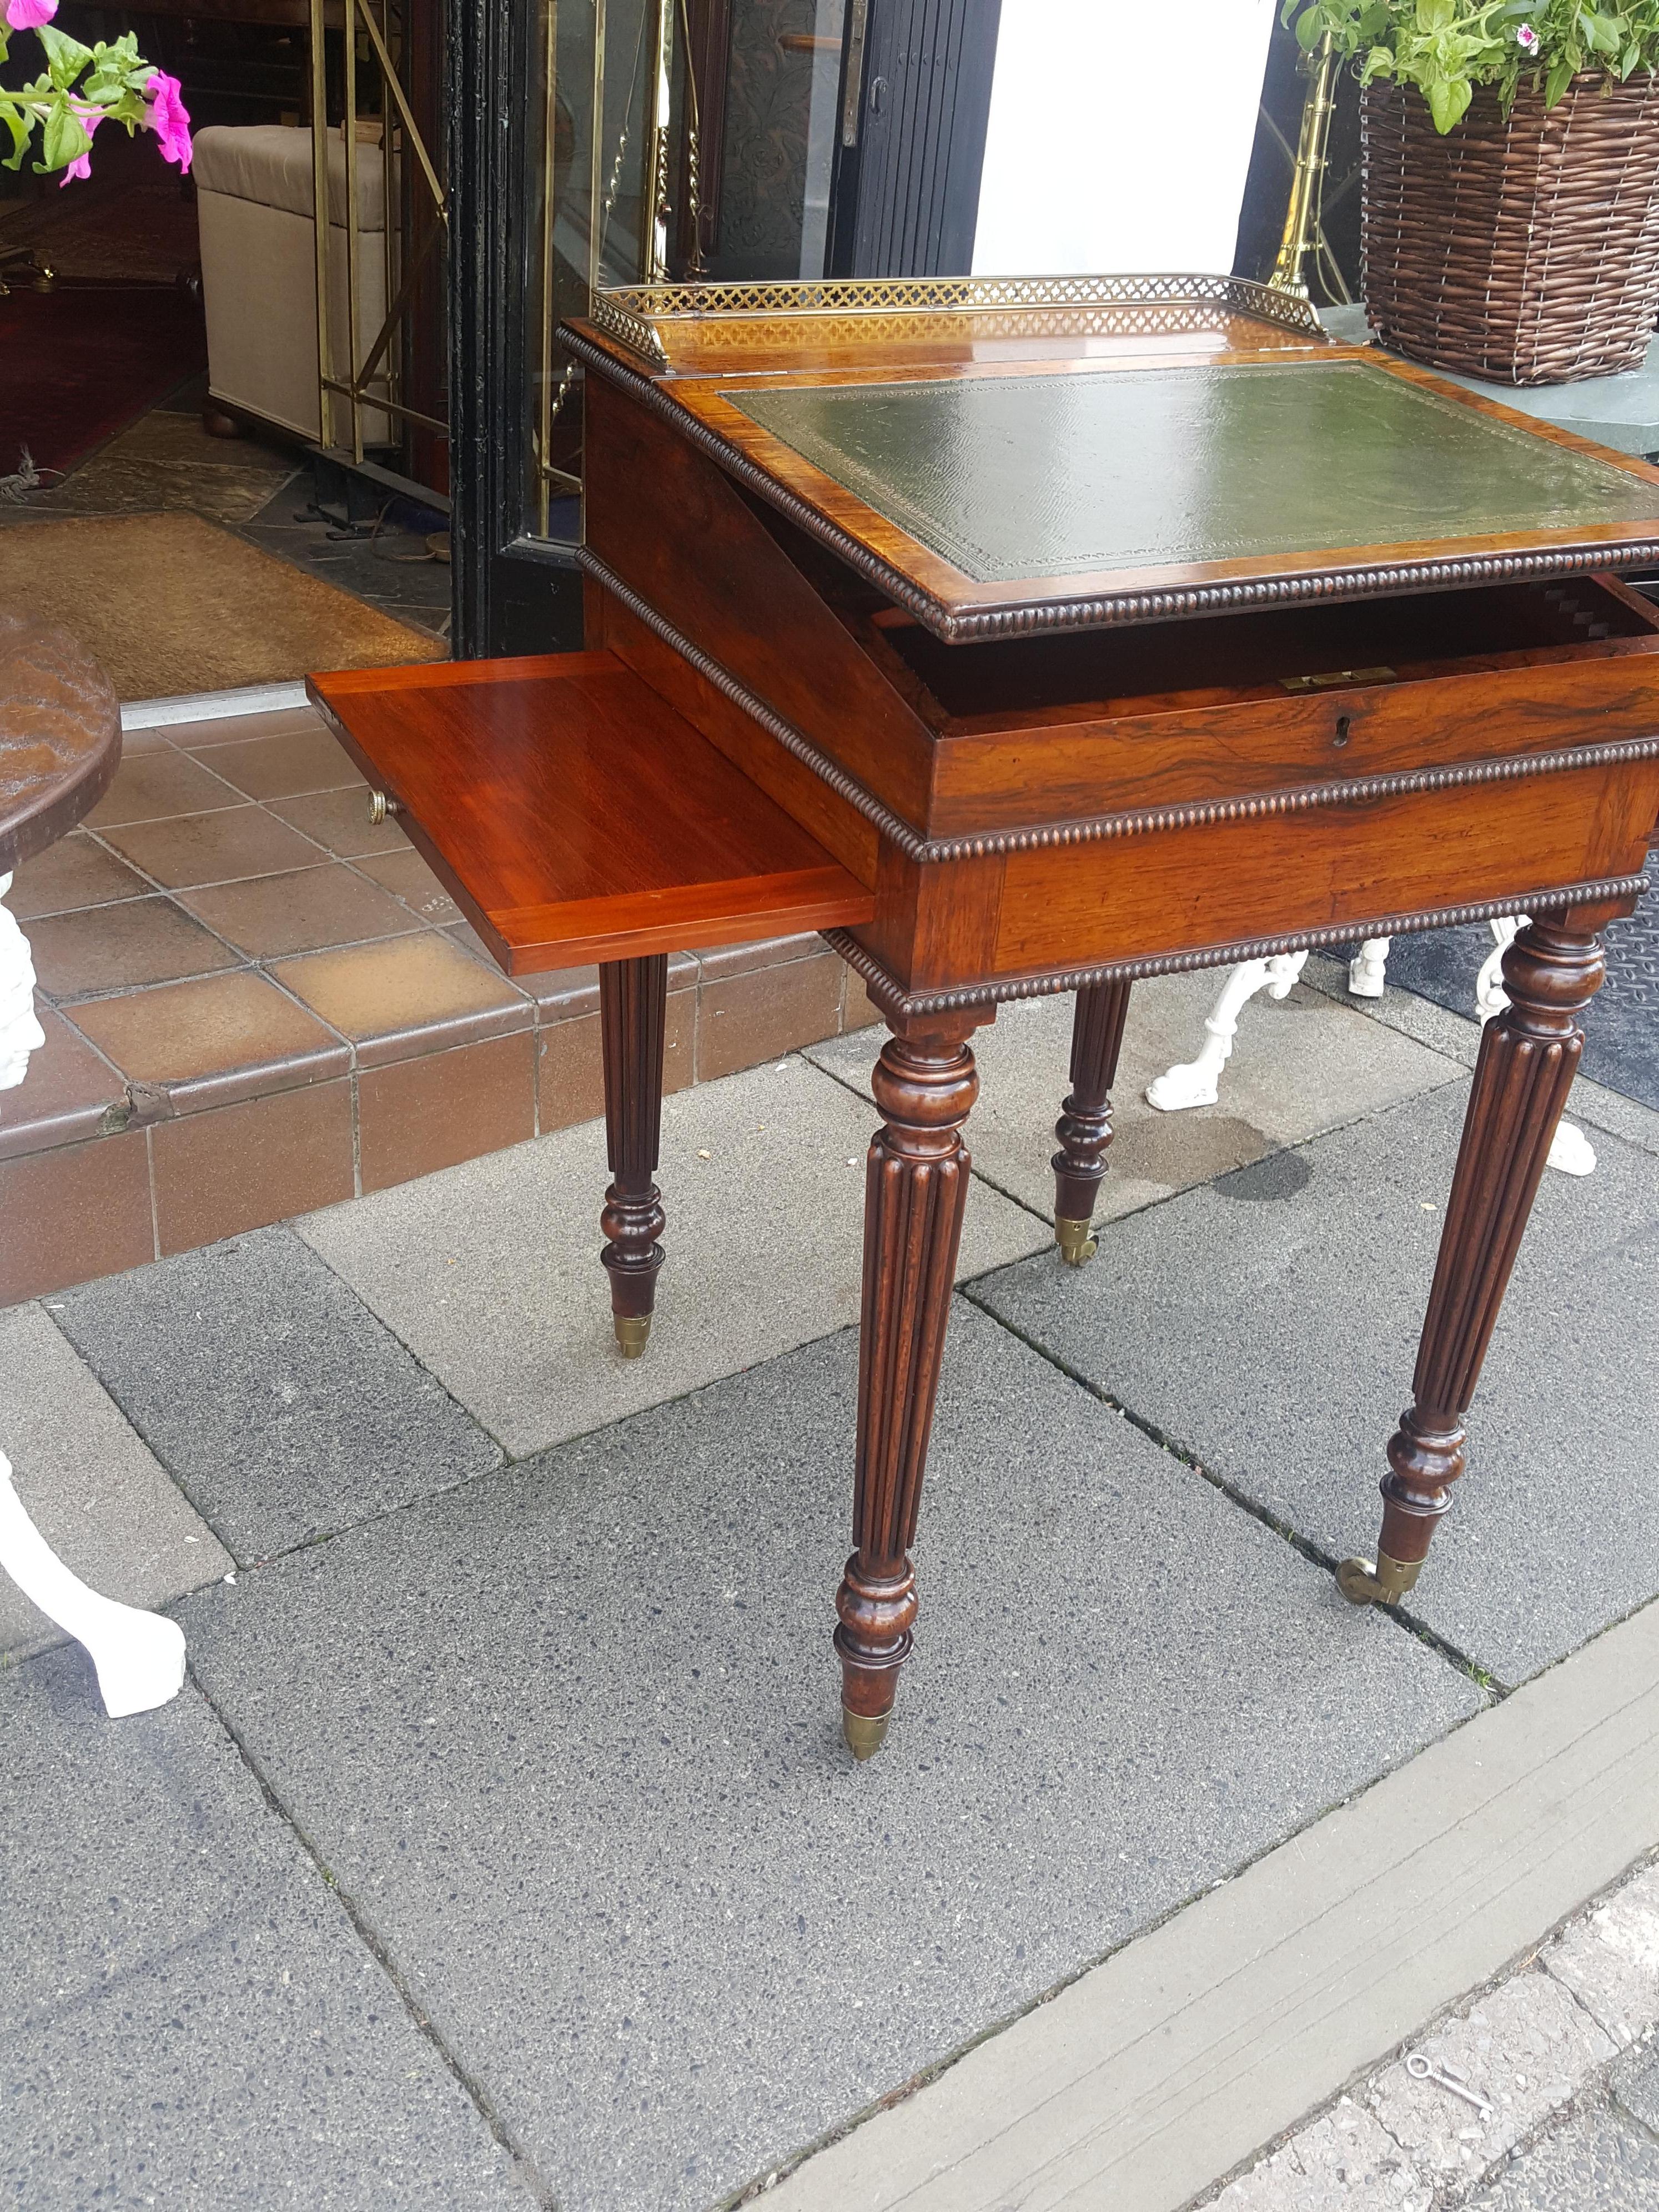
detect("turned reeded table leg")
(1052, 979), (1132, 1266)
(1339, 914), (1609, 1607)
(599, 954), (668, 1358)
(837, 1019), (983, 1759)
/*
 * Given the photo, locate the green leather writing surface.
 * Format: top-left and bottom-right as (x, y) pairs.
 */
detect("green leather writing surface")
(729, 361), (1659, 585)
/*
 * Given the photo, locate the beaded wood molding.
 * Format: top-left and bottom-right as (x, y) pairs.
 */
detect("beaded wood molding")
(587, 272), (1328, 368)
(563, 330), (1659, 642)
(822, 874), (1650, 1020)
(581, 551), (1659, 865)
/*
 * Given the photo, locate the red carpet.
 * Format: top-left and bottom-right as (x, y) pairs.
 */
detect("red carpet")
(0, 280), (207, 481)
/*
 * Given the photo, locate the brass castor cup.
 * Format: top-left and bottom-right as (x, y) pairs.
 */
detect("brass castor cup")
(842, 1704), (892, 1761)
(1055, 1216), (1098, 1268)
(614, 1313), (651, 1359)
(1336, 1551), (1423, 1607)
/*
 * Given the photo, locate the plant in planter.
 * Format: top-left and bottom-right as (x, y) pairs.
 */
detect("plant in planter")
(1284, 1), (1659, 381)
(2, 0), (191, 188)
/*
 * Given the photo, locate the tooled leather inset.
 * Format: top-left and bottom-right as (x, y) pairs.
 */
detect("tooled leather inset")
(730, 363), (1659, 586)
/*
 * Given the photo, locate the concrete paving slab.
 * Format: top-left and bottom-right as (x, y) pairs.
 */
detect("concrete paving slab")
(807, 971), (1460, 1224)
(1546, 1865), (1659, 2049)
(1367, 1971), (1614, 2187)
(1211, 2104), (1429, 2212)
(178, 1301), (1476, 2212)
(763, 1588), (1659, 2212)
(0, 1303), (232, 1658)
(0, 1647), (535, 2211)
(1610, 2038), (1659, 2134)
(1462, 2104), (1659, 2209)
(296, 1055), (1050, 1458)
(49, 1228), (502, 1564)
(973, 1084), (1659, 1686)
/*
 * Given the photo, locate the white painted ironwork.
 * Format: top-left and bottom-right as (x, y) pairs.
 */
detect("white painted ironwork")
(0, 870), (188, 1715)
(1146, 919), (1596, 1177)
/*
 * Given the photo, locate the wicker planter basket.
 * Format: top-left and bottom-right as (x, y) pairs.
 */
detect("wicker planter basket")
(1363, 73), (1659, 385)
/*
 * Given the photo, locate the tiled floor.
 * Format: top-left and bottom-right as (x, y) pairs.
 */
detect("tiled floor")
(0, 704), (876, 1303)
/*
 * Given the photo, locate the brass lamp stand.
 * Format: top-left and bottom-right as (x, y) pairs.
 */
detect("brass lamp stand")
(1269, 33), (1344, 300)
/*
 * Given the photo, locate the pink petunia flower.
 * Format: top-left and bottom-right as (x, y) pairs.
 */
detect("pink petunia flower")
(3, 0), (58, 28)
(57, 104), (99, 187)
(144, 70), (192, 173)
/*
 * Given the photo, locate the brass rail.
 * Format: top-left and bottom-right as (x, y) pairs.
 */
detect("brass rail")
(1269, 33), (1345, 301)
(308, 0), (448, 486)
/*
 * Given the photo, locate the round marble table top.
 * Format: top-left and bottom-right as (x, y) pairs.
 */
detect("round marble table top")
(0, 609), (122, 873)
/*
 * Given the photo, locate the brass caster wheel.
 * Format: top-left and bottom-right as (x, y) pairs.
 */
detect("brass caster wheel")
(1336, 1551), (1423, 1607)
(1055, 1216), (1098, 1268)
(614, 1313), (651, 1359)
(842, 1704), (892, 1761)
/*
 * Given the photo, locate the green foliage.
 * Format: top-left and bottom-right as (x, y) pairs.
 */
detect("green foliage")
(1, 23), (159, 175)
(1283, 0), (1659, 131)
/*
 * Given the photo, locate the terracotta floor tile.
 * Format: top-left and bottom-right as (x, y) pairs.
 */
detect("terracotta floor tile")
(445, 919), (505, 970)
(521, 962), (601, 1022)
(179, 863), (425, 959)
(696, 933), (822, 982)
(68, 969), (349, 1110)
(271, 934), (529, 1067)
(513, 953), (699, 1024)
(153, 1080), (355, 1250)
(7, 833), (154, 919)
(697, 949), (843, 1081)
(354, 848), (461, 923)
(535, 983), (695, 1138)
(268, 787), (412, 860)
(0, 1130), (154, 1305)
(177, 706), (328, 750)
(358, 1032), (535, 1192)
(195, 726), (366, 802)
(842, 968), (883, 1033)
(28, 896), (242, 1001)
(0, 1007), (127, 1162)
(537, 1012), (604, 1132)
(98, 806), (325, 889)
(82, 749), (245, 829)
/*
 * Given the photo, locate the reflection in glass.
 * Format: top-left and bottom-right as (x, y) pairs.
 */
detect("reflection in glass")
(524, 0), (862, 545)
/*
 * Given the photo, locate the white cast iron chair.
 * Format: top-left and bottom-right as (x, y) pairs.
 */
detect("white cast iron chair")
(0, 874), (187, 1715)
(1145, 919), (1597, 1177)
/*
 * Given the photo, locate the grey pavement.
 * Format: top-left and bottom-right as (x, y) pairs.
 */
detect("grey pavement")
(1204, 1858), (1659, 2212)
(1466, 2108), (1659, 2209)
(0, 954), (1656, 2209)
(295, 1053), (1049, 1457)
(1, 1646), (535, 2211)
(807, 967), (1461, 1224)
(973, 1082), (1659, 1687)
(177, 1301), (1477, 2212)
(49, 1226), (502, 1564)
(0, 1301), (232, 1657)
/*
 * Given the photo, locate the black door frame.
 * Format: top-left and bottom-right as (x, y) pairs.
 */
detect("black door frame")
(448, 0), (1003, 659)
(447, 0), (585, 660)
(828, 0), (1001, 279)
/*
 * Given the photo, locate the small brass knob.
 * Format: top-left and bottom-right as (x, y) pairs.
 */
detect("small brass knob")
(366, 790), (401, 826)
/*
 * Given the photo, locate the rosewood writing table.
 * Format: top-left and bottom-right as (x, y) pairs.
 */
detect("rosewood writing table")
(314, 275), (1659, 1763)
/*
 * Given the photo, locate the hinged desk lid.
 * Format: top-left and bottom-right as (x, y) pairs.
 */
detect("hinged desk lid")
(565, 277), (1659, 644)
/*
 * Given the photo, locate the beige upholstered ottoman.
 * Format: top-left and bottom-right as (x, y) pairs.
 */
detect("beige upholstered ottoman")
(194, 124), (393, 445)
